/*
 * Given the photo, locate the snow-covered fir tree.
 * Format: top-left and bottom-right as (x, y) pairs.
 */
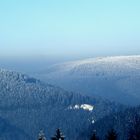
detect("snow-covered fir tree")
(38, 130), (46, 140)
(51, 129), (65, 140)
(90, 131), (99, 140)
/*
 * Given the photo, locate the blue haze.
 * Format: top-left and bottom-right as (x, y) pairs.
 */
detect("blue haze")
(0, 0), (140, 72)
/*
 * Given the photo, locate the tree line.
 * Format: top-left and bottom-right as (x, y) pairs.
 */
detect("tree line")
(38, 129), (65, 140)
(38, 113), (140, 140)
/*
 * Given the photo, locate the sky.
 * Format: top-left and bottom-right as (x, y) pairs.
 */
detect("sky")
(0, 0), (140, 59)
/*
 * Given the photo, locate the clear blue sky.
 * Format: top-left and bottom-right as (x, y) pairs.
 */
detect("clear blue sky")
(0, 0), (140, 59)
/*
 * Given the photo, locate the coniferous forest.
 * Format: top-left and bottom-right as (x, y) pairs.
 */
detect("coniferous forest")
(0, 70), (140, 140)
(36, 106), (140, 140)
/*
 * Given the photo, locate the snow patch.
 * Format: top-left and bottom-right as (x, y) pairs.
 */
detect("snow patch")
(68, 104), (94, 112)
(92, 119), (95, 124)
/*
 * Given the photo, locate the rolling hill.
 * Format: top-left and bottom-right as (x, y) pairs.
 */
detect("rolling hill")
(37, 55), (140, 105)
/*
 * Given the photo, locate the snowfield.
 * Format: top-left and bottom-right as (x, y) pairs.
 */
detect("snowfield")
(37, 55), (140, 105)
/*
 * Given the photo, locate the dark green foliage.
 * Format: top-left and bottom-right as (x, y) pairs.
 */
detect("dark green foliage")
(51, 129), (65, 140)
(105, 129), (117, 140)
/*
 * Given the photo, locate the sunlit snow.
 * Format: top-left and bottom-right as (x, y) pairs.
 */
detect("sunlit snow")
(68, 104), (94, 112)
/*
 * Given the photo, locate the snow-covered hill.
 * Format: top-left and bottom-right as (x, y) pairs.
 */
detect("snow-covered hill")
(0, 69), (119, 140)
(37, 55), (140, 105)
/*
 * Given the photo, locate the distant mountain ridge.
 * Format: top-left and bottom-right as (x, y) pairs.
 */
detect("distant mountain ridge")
(0, 69), (120, 140)
(37, 55), (140, 105)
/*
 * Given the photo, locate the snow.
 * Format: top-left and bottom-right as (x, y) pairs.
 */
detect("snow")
(68, 104), (94, 112)
(42, 55), (140, 78)
(81, 104), (94, 111)
(38, 55), (140, 105)
(92, 120), (95, 124)
(0, 69), (119, 140)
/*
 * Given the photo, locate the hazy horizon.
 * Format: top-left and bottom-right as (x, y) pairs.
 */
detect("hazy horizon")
(0, 0), (140, 73)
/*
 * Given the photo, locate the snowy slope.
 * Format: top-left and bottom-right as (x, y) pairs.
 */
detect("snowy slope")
(37, 55), (140, 105)
(0, 69), (119, 140)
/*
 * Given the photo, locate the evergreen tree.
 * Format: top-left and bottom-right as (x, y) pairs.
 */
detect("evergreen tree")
(90, 131), (99, 140)
(127, 113), (140, 140)
(51, 129), (65, 140)
(127, 130), (136, 140)
(105, 129), (117, 140)
(38, 130), (46, 140)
